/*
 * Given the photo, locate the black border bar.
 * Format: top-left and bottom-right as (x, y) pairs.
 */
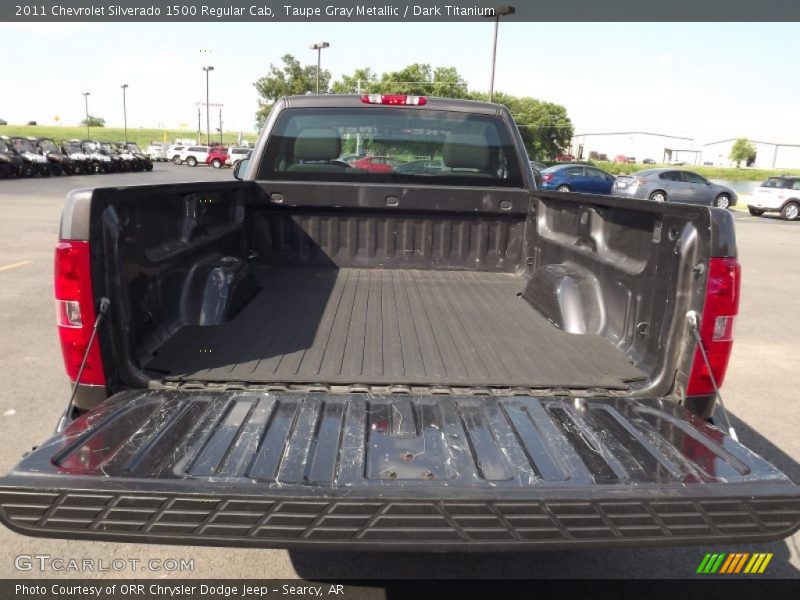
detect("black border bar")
(4, 0), (800, 22)
(3, 579), (800, 599)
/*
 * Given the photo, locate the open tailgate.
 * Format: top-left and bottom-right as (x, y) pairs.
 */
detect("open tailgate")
(1, 390), (798, 550)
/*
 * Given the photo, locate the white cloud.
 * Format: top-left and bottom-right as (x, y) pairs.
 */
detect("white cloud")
(656, 53), (674, 67)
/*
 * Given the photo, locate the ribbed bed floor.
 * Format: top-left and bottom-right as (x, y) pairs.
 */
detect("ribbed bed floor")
(146, 267), (646, 389)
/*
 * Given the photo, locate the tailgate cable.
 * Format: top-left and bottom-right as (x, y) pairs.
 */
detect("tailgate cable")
(686, 310), (738, 442)
(56, 297), (111, 433)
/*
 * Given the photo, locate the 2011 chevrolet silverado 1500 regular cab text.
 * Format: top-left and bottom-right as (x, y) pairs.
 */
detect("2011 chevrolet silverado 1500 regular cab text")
(1, 95), (798, 551)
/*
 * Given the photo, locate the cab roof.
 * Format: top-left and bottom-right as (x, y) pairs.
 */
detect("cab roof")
(282, 94), (503, 116)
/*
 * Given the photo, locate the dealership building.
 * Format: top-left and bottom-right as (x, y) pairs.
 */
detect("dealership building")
(568, 131), (800, 169)
(700, 139), (800, 169)
(570, 132), (700, 164)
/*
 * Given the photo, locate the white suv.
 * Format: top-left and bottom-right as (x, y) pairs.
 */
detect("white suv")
(226, 147), (250, 167)
(178, 146), (211, 167)
(145, 144), (168, 161)
(168, 145), (186, 163)
(749, 177), (800, 221)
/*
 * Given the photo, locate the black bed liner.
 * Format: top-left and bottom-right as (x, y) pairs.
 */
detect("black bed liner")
(1, 390), (798, 550)
(145, 267), (646, 389)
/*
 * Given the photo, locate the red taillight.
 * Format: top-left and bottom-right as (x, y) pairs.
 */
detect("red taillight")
(541, 173), (554, 182)
(686, 257), (741, 396)
(360, 94), (427, 106)
(54, 241), (105, 385)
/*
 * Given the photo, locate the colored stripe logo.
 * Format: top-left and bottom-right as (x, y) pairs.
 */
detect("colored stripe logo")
(696, 552), (773, 574)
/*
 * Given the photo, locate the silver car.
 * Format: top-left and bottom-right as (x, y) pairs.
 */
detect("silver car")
(613, 168), (737, 209)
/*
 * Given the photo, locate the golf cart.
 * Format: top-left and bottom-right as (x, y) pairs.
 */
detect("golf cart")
(35, 138), (76, 175)
(8, 136), (49, 176)
(0, 136), (25, 178)
(117, 142), (154, 171)
(97, 141), (128, 172)
(79, 140), (114, 173)
(61, 140), (94, 175)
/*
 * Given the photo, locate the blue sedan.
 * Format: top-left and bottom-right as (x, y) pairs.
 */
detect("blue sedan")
(540, 164), (616, 194)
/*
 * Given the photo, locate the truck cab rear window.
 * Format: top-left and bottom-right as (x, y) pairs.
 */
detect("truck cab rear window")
(257, 107), (524, 187)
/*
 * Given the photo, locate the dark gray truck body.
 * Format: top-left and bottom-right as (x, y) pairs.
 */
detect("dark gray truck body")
(1, 96), (798, 551)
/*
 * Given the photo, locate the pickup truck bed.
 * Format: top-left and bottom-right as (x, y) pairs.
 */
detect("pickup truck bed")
(147, 266), (645, 389)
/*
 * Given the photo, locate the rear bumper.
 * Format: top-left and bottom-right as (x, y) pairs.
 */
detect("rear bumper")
(1, 390), (799, 551)
(2, 481), (799, 551)
(748, 203), (782, 213)
(610, 186), (642, 199)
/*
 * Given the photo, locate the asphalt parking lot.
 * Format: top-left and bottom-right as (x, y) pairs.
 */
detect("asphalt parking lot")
(0, 164), (798, 579)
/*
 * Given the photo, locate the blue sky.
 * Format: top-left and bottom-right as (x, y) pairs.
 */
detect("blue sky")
(1, 21), (798, 144)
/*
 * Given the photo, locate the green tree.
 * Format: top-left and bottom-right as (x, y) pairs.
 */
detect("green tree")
(330, 68), (379, 94)
(331, 64), (469, 97)
(729, 138), (756, 168)
(471, 91), (573, 159)
(80, 115), (105, 127)
(253, 54), (331, 127)
(373, 63), (469, 98)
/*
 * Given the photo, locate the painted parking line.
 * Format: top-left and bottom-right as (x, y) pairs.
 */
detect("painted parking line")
(0, 260), (33, 273)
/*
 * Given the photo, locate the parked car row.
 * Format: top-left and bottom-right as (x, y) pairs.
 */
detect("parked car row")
(0, 136), (153, 178)
(168, 144), (251, 168)
(537, 163), (739, 210)
(166, 142), (794, 221)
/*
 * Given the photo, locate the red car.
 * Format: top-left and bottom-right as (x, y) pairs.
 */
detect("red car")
(351, 156), (401, 173)
(206, 147), (229, 169)
(555, 153), (575, 162)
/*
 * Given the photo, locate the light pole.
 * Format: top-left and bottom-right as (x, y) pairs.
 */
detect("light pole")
(82, 92), (90, 139)
(202, 66), (214, 145)
(121, 84), (129, 144)
(309, 42), (330, 94)
(219, 108), (223, 145)
(486, 5), (515, 103)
